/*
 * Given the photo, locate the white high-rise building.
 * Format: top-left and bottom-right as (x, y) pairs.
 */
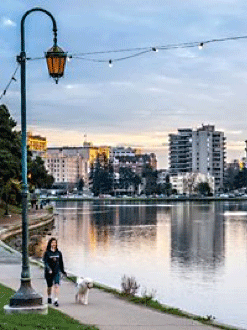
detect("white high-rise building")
(169, 125), (226, 191)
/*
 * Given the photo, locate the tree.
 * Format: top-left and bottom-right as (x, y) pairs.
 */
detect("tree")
(89, 153), (113, 196)
(233, 168), (247, 189)
(0, 105), (22, 184)
(2, 179), (21, 215)
(0, 105), (54, 212)
(78, 178), (84, 192)
(28, 156), (54, 189)
(133, 174), (142, 195)
(157, 182), (172, 196)
(0, 104), (22, 207)
(119, 167), (133, 190)
(197, 182), (211, 196)
(118, 167), (141, 195)
(142, 165), (157, 196)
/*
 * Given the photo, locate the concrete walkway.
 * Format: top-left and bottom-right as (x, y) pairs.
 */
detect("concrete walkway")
(0, 209), (239, 330)
(0, 243), (228, 330)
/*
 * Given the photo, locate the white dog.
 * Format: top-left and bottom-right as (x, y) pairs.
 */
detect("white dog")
(75, 277), (93, 305)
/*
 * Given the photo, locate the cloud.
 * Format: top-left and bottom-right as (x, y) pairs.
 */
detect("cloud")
(1, 17), (16, 27)
(226, 130), (243, 135)
(110, 81), (134, 87)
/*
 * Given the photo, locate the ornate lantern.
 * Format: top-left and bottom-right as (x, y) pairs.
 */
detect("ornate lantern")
(45, 45), (67, 84)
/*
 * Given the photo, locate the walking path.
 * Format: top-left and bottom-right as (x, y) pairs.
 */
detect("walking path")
(0, 210), (240, 330)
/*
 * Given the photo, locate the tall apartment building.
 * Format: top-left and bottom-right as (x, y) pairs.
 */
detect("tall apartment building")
(169, 125), (226, 191)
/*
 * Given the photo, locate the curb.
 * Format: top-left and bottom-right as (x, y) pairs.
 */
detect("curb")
(0, 214), (54, 241)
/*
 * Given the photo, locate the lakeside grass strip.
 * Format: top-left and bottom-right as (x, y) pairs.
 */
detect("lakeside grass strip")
(0, 283), (98, 330)
(92, 282), (240, 330)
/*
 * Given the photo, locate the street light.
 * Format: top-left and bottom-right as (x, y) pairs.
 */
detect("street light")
(46, 45), (67, 84)
(4, 7), (66, 314)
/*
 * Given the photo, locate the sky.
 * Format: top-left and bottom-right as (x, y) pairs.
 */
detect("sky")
(1, 0), (247, 168)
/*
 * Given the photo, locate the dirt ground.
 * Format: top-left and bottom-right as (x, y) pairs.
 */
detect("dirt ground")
(0, 208), (49, 228)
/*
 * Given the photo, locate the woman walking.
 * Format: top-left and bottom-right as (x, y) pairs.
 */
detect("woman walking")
(43, 237), (67, 307)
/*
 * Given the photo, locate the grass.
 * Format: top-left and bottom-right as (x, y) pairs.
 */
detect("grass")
(0, 283), (99, 330)
(0, 267), (241, 330)
(92, 282), (240, 330)
(0, 201), (21, 217)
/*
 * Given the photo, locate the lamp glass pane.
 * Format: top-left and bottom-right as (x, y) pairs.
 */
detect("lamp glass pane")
(47, 55), (66, 77)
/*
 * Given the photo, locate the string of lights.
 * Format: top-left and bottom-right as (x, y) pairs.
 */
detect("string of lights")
(1, 34), (247, 100)
(0, 64), (19, 101)
(66, 34), (247, 65)
(68, 35), (247, 56)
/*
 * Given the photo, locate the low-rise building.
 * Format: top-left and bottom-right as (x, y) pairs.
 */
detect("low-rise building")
(157, 169), (169, 185)
(27, 131), (47, 158)
(170, 172), (215, 195)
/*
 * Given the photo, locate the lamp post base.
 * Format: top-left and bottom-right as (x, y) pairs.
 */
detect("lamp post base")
(4, 304), (48, 315)
(4, 279), (48, 314)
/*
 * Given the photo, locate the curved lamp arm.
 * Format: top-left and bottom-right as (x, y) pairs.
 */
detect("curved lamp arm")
(21, 7), (58, 52)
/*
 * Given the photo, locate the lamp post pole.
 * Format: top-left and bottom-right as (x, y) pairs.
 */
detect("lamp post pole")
(5, 8), (60, 313)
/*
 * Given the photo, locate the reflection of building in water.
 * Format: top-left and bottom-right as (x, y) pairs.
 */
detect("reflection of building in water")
(170, 202), (225, 268)
(53, 201), (94, 249)
(52, 202), (159, 254)
(89, 203), (158, 247)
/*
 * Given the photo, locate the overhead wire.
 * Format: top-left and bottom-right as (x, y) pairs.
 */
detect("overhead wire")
(23, 34), (247, 63)
(66, 34), (247, 64)
(1, 34), (247, 100)
(0, 64), (20, 101)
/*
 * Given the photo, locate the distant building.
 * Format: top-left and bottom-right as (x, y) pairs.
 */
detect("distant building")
(110, 146), (142, 158)
(89, 146), (110, 165)
(27, 131), (47, 157)
(42, 143), (157, 193)
(111, 153), (157, 176)
(43, 143), (110, 188)
(169, 124), (226, 192)
(43, 148), (88, 188)
(157, 169), (169, 185)
(170, 172), (215, 195)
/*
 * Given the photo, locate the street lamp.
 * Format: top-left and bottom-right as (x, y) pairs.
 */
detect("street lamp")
(4, 7), (66, 314)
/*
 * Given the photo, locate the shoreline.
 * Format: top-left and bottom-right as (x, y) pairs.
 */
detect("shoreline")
(0, 208), (244, 330)
(1, 239), (243, 330)
(47, 196), (247, 203)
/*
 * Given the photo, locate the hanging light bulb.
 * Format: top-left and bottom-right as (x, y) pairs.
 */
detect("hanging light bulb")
(152, 47), (158, 52)
(67, 55), (72, 62)
(109, 59), (113, 68)
(198, 42), (204, 50)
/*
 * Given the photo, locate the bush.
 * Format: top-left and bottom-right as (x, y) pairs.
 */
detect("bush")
(121, 275), (140, 296)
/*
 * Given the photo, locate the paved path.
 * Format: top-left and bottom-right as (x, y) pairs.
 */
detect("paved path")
(0, 243), (227, 330)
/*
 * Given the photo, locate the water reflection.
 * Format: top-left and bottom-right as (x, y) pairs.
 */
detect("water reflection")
(170, 202), (225, 268)
(47, 200), (247, 329)
(90, 202), (158, 246)
(52, 201), (160, 254)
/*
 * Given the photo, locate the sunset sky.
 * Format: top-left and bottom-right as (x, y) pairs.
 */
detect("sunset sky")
(1, 0), (247, 167)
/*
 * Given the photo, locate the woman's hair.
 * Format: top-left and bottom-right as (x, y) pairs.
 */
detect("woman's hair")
(46, 237), (58, 251)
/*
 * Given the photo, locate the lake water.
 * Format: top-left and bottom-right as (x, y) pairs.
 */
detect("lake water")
(49, 200), (247, 329)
